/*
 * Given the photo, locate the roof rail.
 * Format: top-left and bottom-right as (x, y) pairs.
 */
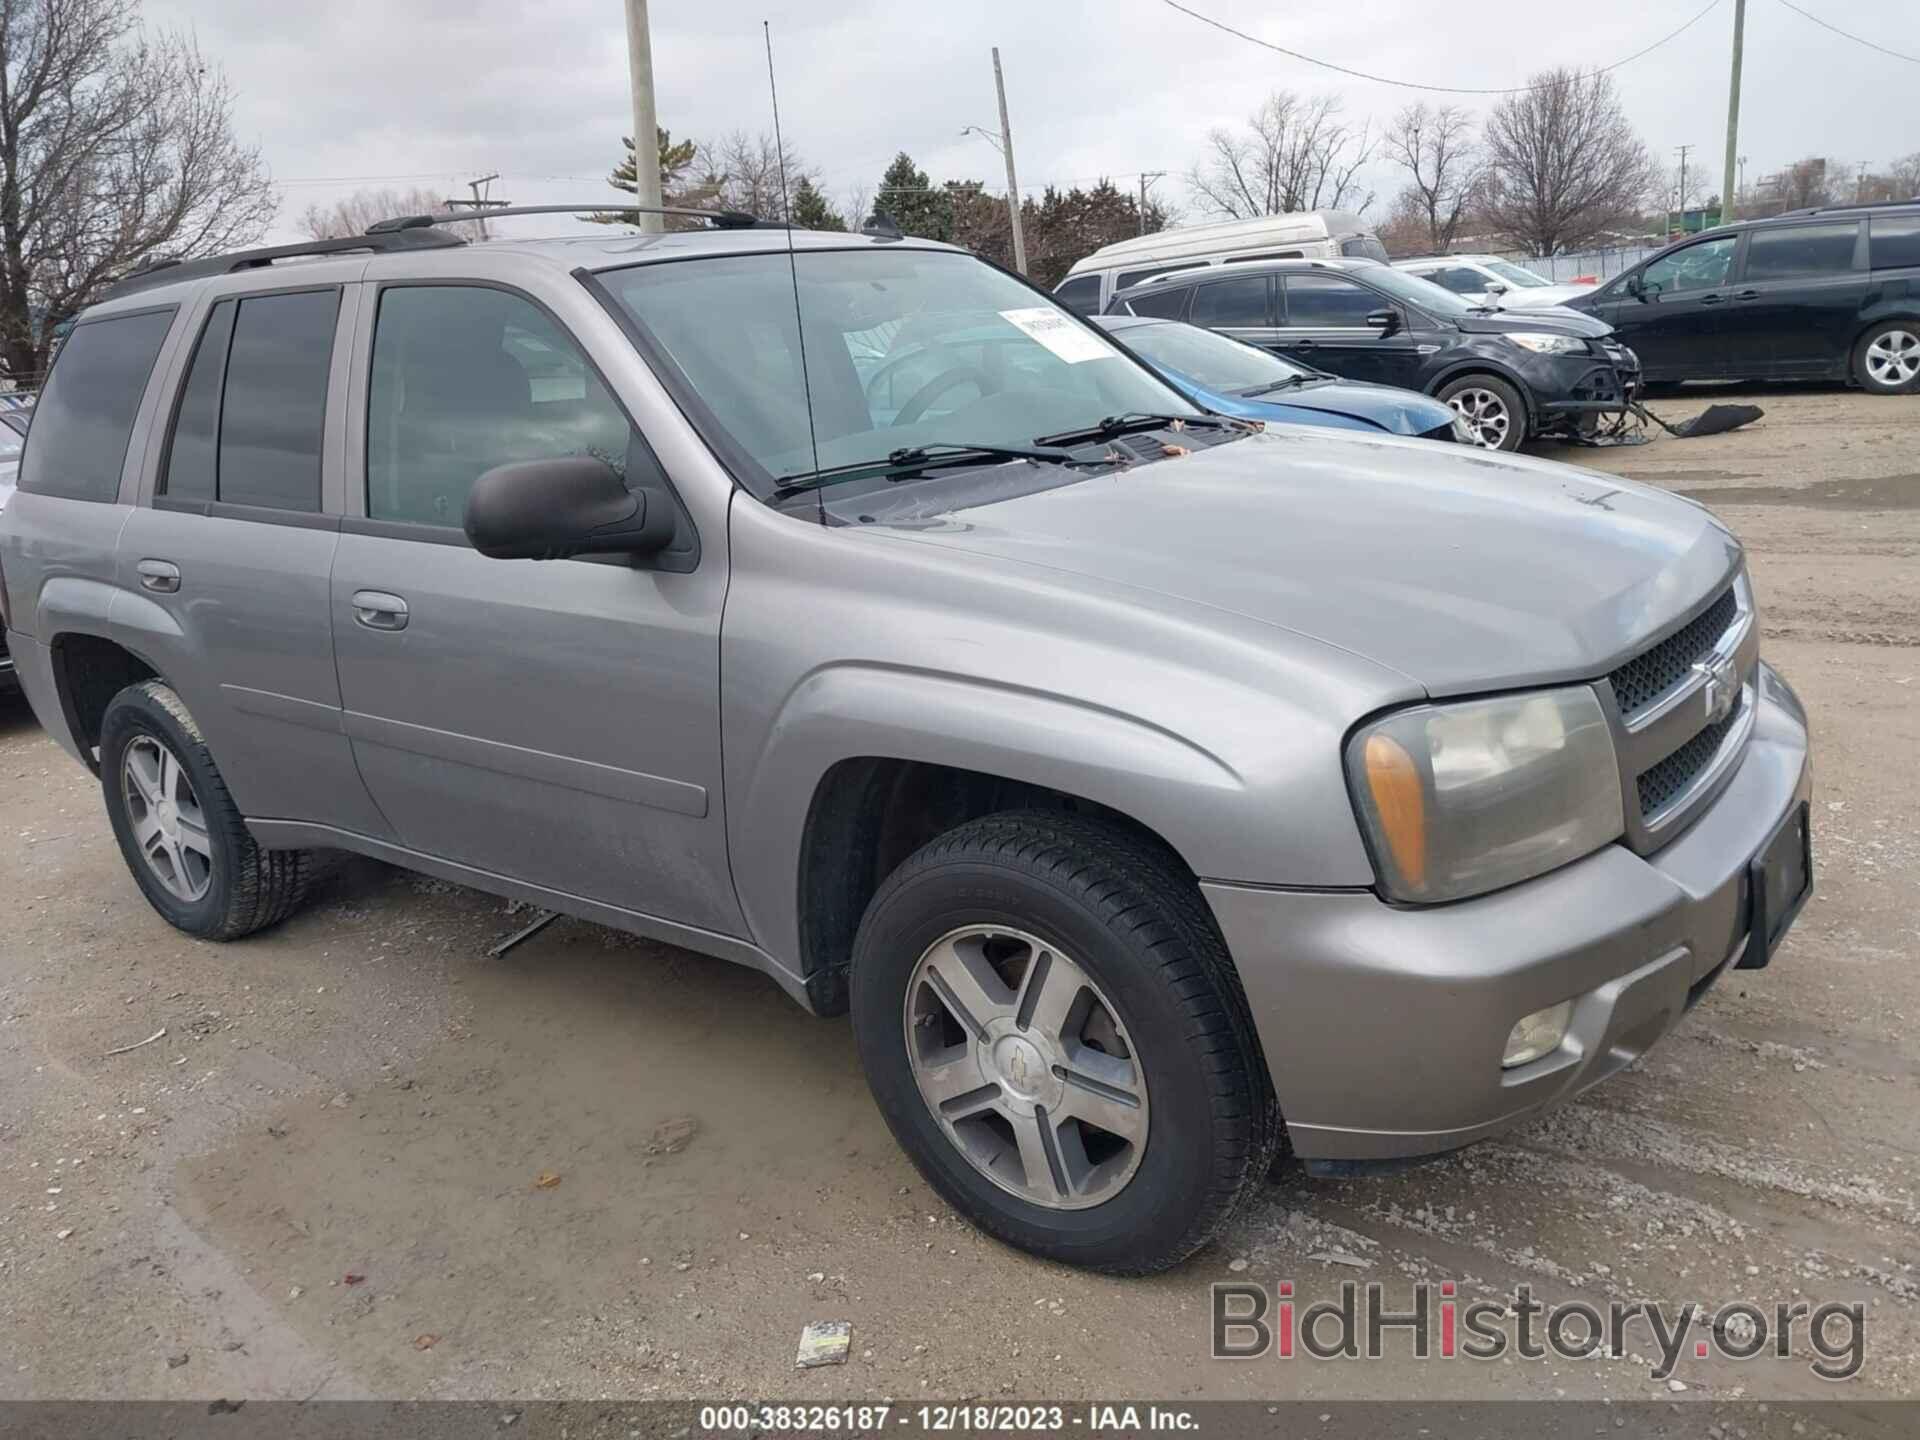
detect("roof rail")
(101, 227), (465, 301)
(1776, 197), (1920, 219)
(365, 203), (763, 233)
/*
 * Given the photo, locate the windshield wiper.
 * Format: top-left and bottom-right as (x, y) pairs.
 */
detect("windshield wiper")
(775, 442), (1108, 495)
(1032, 412), (1225, 448)
(1238, 376), (1312, 397)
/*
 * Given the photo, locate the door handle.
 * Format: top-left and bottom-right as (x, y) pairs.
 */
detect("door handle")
(136, 559), (180, 594)
(1291, 338), (1317, 349)
(1732, 289), (1761, 301)
(351, 590), (409, 631)
(1698, 292), (1726, 306)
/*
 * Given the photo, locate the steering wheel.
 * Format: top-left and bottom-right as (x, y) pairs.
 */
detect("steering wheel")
(891, 366), (992, 428)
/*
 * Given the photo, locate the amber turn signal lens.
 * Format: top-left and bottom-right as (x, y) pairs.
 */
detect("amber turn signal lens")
(1363, 733), (1427, 891)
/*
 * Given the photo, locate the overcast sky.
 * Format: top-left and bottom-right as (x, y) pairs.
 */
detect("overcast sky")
(146, 0), (1920, 245)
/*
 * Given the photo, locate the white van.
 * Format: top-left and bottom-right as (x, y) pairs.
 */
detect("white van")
(1053, 211), (1388, 315)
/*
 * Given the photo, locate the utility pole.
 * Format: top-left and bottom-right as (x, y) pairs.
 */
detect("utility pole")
(1856, 161), (1870, 203)
(992, 47), (1027, 276)
(1674, 143), (1693, 232)
(623, 0), (663, 233)
(1138, 172), (1166, 235)
(1721, 0), (1745, 222)
(447, 174), (506, 239)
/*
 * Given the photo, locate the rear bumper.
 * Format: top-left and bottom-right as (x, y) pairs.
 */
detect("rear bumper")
(1204, 660), (1810, 1162)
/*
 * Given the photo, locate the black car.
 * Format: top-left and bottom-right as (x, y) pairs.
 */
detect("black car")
(1108, 258), (1638, 451)
(1566, 201), (1920, 394)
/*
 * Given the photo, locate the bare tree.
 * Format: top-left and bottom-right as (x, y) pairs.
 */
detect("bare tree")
(1479, 69), (1656, 254)
(697, 131), (814, 223)
(1185, 92), (1375, 220)
(1381, 102), (1481, 253)
(0, 0), (275, 385)
(1892, 152), (1920, 199)
(299, 187), (484, 242)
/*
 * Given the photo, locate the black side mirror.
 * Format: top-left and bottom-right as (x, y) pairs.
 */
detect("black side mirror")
(1626, 273), (1648, 301)
(464, 455), (676, 561)
(1365, 308), (1398, 335)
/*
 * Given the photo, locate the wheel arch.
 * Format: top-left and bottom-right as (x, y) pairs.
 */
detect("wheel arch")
(1849, 310), (1920, 386)
(47, 628), (162, 773)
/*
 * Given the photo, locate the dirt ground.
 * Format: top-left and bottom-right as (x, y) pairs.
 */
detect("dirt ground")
(2, 387), (1916, 1410)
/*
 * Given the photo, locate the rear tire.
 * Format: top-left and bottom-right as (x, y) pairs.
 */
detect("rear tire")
(1853, 321), (1920, 395)
(99, 680), (312, 940)
(1437, 374), (1527, 451)
(849, 809), (1280, 1274)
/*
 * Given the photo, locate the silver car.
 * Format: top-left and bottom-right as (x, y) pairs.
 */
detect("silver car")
(0, 217), (1812, 1274)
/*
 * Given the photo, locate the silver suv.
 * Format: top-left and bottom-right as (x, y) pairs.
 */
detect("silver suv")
(0, 214), (1813, 1274)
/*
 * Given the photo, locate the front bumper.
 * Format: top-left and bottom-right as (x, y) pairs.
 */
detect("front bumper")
(1204, 660), (1810, 1163)
(1528, 342), (1641, 429)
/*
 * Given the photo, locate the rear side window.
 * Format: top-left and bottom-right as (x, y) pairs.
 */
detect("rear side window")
(1113, 261), (1206, 291)
(1869, 215), (1920, 270)
(217, 290), (339, 511)
(1124, 286), (1189, 320)
(1052, 274), (1101, 315)
(1189, 276), (1270, 328)
(18, 308), (174, 503)
(1743, 222), (1860, 281)
(1426, 266), (1489, 295)
(162, 300), (237, 502)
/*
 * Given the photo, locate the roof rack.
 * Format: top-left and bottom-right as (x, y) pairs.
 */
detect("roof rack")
(365, 203), (763, 233)
(102, 227), (465, 301)
(1776, 197), (1920, 219)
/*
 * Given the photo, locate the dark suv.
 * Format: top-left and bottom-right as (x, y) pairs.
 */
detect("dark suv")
(1108, 258), (1639, 451)
(1565, 201), (1920, 393)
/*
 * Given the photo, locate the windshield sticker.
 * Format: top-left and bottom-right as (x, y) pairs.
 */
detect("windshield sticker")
(998, 307), (1112, 364)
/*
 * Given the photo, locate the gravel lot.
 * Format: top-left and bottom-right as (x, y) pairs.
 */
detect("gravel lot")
(2, 387), (1915, 1409)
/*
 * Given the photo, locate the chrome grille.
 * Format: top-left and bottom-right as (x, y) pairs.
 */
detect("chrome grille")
(1636, 690), (1745, 819)
(1608, 586), (1740, 720)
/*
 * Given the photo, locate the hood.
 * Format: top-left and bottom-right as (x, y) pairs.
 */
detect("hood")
(868, 428), (1738, 697)
(1452, 306), (1613, 339)
(1245, 378), (1453, 436)
(1499, 283), (1598, 309)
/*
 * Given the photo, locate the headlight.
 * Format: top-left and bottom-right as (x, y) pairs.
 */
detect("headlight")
(1449, 413), (1476, 444)
(1504, 332), (1587, 356)
(1346, 687), (1623, 903)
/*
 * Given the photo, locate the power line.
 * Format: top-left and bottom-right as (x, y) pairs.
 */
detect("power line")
(1771, 0), (1920, 64)
(1154, 0), (1726, 94)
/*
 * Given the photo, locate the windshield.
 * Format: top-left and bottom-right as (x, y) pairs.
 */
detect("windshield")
(598, 249), (1199, 495)
(1354, 265), (1479, 315)
(1485, 259), (1553, 288)
(1113, 321), (1312, 393)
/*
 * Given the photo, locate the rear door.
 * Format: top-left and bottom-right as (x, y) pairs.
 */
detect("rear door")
(1599, 234), (1740, 380)
(116, 279), (390, 837)
(1182, 273), (1274, 348)
(329, 275), (740, 935)
(1275, 274), (1422, 387)
(1724, 220), (1867, 377)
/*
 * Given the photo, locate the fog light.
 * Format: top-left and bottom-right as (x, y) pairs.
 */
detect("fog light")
(1503, 1001), (1573, 1068)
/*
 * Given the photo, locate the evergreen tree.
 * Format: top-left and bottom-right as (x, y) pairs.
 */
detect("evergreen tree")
(875, 152), (953, 241)
(589, 128), (711, 225)
(789, 176), (846, 232)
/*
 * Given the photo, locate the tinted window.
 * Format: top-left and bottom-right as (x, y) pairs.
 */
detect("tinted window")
(1425, 267), (1488, 295)
(1640, 235), (1737, 295)
(1283, 275), (1382, 327)
(1124, 286), (1189, 320)
(217, 290), (338, 511)
(1113, 261), (1206, 290)
(1341, 235), (1390, 263)
(161, 300), (236, 501)
(368, 286), (635, 527)
(1869, 214), (1920, 270)
(1189, 276), (1269, 328)
(1053, 274), (1101, 315)
(1743, 222), (1859, 281)
(18, 308), (174, 502)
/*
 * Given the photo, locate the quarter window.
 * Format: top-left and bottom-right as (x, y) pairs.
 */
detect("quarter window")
(217, 290), (339, 511)
(1052, 274), (1101, 315)
(18, 308), (175, 503)
(1112, 261), (1207, 291)
(1282, 275), (1383, 327)
(1869, 214), (1920, 270)
(1742, 222), (1860, 281)
(1188, 276), (1270, 328)
(162, 300), (236, 502)
(367, 286), (634, 527)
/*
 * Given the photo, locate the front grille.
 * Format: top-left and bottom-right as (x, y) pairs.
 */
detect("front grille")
(1608, 586), (1740, 720)
(1637, 691), (1744, 818)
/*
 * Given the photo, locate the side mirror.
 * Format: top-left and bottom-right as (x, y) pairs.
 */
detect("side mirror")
(464, 455), (676, 561)
(1626, 272), (1648, 301)
(1484, 280), (1509, 297)
(1365, 308), (1398, 335)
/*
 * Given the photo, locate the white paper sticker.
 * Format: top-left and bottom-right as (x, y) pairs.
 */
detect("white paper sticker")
(998, 306), (1114, 364)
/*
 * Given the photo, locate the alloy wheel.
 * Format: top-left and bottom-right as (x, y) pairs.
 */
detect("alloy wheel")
(904, 925), (1149, 1211)
(1447, 387), (1511, 448)
(121, 734), (214, 902)
(1865, 329), (1920, 388)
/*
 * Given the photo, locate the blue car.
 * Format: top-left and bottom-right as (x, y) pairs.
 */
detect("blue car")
(1093, 314), (1466, 442)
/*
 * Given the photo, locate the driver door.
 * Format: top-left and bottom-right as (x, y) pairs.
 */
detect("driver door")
(1604, 234), (1741, 381)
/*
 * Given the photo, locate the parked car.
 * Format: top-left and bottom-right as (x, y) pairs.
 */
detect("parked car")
(1, 217), (1811, 1274)
(1054, 211), (1388, 316)
(1109, 257), (1640, 451)
(1394, 254), (1598, 310)
(1092, 314), (1466, 440)
(1564, 200), (1920, 393)
(0, 403), (27, 688)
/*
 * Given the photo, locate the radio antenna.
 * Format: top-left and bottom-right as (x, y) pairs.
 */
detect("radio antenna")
(765, 20), (825, 525)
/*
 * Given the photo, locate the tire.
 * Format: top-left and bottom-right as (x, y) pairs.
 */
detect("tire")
(1437, 374), (1527, 452)
(849, 809), (1281, 1274)
(1853, 321), (1920, 395)
(99, 680), (312, 940)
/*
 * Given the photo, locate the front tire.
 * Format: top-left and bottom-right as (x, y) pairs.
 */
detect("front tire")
(99, 680), (312, 940)
(1854, 321), (1920, 395)
(850, 810), (1280, 1274)
(1438, 374), (1527, 451)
